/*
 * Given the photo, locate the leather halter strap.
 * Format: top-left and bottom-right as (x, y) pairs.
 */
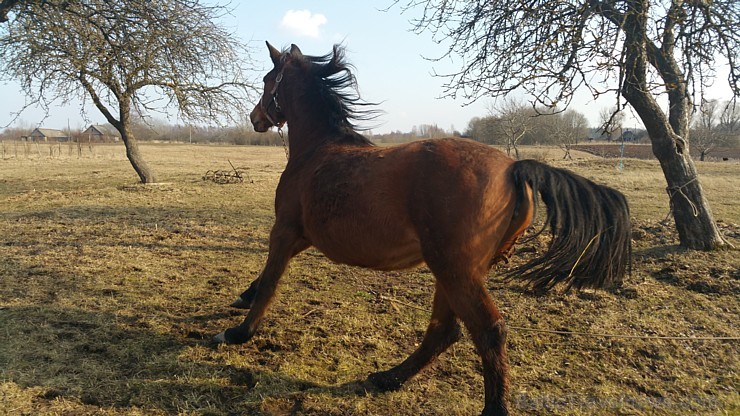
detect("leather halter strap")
(259, 67), (286, 129)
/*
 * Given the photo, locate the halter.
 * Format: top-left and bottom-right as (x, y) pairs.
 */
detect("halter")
(259, 64), (289, 158)
(259, 67), (286, 130)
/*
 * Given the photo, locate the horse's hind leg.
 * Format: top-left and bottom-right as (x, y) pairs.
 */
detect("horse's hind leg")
(230, 278), (259, 309)
(436, 269), (509, 416)
(367, 282), (461, 391)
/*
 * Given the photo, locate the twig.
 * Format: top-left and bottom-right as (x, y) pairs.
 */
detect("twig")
(379, 294), (430, 313)
(302, 309), (318, 318)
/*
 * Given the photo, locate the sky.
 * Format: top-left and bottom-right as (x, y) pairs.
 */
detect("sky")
(0, 1), (733, 135)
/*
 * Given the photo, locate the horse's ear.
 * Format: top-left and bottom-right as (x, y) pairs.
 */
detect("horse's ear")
(266, 41), (281, 66)
(290, 44), (303, 58)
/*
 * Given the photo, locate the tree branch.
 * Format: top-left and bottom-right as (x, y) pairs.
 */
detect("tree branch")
(0, 0), (20, 23)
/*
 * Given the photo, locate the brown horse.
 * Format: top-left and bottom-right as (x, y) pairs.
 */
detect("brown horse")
(214, 42), (631, 416)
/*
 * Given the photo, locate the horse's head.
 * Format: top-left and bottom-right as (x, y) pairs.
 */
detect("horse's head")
(250, 42), (304, 132)
(250, 42), (378, 137)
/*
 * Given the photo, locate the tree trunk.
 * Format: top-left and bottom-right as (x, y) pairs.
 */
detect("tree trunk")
(119, 125), (157, 184)
(622, 0), (727, 250)
(651, 134), (726, 250)
(77, 77), (157, 184)
(115, 97), (156, 184)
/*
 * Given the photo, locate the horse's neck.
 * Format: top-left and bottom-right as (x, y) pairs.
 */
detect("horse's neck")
(283, 101), (336, 157)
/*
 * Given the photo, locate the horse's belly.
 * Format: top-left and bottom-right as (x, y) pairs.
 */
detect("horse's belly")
(309, 224), (424, 271)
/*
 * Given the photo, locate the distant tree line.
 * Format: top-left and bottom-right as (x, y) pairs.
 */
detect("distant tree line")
(463, 100), (593, 159)
(0, 116), (284, 146)
(122, 117), (284, 146)
(4, 101), (736, 154)
(372, 123), (461, 144)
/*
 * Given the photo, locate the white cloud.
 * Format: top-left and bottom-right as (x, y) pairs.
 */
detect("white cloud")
(279, 10), (327, 38)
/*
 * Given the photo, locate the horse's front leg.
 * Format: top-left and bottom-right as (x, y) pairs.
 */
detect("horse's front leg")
(230, 234), (310, 310)
(215, 224), (308, 344)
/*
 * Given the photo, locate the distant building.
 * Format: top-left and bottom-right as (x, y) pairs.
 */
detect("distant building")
(81, 125), (120, 142)
(28, 128), (69, 142)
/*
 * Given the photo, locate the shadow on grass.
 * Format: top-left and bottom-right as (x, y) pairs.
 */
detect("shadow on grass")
(632, 244), (687, 260)
(4, 204), (273, 255)
(0, 304), (381, 415)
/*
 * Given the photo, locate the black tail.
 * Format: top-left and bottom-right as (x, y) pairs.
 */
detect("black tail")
(506, 159), (631, 291)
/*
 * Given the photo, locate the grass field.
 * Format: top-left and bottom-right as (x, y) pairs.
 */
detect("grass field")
(1, 143), (738, 415)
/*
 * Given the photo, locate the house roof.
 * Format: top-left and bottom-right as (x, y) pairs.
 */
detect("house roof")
(82, 125), (119, 137)
(82, 125), (104, 135)
(31, 128), (67, 138)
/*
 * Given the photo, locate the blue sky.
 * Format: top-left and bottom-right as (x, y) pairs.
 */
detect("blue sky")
(1, 1), (493, 134)
(229, 1), (493, 134)
(0, 1), (732, 134)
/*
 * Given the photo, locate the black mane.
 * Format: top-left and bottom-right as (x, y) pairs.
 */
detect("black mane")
(289, 45), (381, 145)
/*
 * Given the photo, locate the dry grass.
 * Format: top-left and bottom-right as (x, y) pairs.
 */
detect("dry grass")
(1, 143), (738, 415)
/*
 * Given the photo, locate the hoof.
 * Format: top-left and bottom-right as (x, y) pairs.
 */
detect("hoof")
(213, 327), (252, 345)
(367, 370), (405, 392)
(480, 403), (509, 416)
(213, 330), (228, 344)
(230, 296), (252, 309)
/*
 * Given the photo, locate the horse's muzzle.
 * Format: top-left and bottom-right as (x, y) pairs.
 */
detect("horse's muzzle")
(250, 106), (272, 132)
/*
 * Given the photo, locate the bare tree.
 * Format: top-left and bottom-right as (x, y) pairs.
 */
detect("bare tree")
(691, 100), (722, 161)
(489, 99), (533, 159)
(565, 110), (589, 145)
(718, 102), (740, 145)
(554, 110), (589, 159)
(413, 123), (447, 139)
(1, 0), (255, 183)
(397, 0), (738, 249)
(598, 107), (626, 142)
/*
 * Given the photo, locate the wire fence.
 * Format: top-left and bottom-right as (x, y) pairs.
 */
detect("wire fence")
(0, 140), (124, 160)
